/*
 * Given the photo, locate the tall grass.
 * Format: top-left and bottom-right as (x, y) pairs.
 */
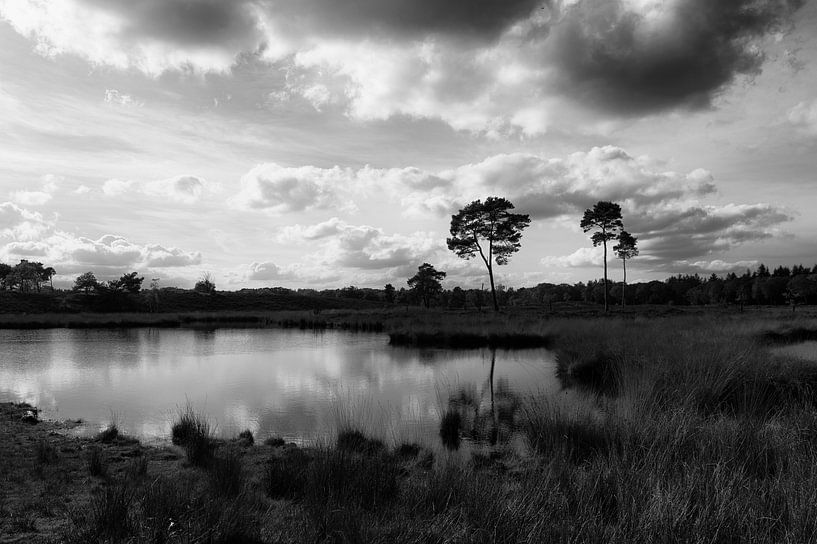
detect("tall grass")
(172, 403), (215, 467)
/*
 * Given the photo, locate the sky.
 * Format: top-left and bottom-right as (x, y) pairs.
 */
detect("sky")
(0, 0), (816, 291)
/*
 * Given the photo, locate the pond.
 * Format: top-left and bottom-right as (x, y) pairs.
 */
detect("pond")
(0, 328), (562, 447)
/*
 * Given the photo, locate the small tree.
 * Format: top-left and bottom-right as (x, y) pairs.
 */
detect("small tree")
(447, 197), (530, 312)
(407, 263), (446, 308)
(613, 231), (638, 307)
(580, 201), (623, 312)
(383, 283), (396, 304)
(74, 271), (99, 295)
(41, 266), (56, 292)
(194, 272), (216, 294)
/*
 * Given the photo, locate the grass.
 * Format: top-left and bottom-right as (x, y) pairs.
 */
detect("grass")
(172, 403), (216, 467)
(86, 445), (107, 478)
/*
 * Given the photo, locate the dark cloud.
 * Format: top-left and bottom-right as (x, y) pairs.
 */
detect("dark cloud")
(82, 0), (262, 49)
(550, 0), (806, 113)
(265, 0), (544, 40)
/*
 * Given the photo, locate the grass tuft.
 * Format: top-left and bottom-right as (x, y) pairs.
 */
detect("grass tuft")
(336, 429), (385, 455)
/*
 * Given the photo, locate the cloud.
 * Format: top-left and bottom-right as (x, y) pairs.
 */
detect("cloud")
(542, 246), (604, 268)
(0, 202), (53, 240)
(284, 219), (440, 272)
(9, 174), (61, 207)
(788, 99), (817, 135)
(276, 217), (346, 242)
(103, 175), (214, 203)
(0, 202), (202, 277)
(230, 164), (355, 213)
(2, 0), (803, 133)
(0, 0), (265, 75)
(242, 261), (343, 285)
(104, 89), (142, 107)
(547, 0), (806, 114)
(683, 259), (760, 274)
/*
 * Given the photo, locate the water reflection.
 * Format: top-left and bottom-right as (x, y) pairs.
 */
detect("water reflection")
(0, 328), (557, 446)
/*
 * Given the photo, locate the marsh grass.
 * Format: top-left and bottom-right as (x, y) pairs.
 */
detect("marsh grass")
(86, 445), (107, 478)
(209, 447), (245, 497)
(35, 439), (58, 465)
(172, 403), (216, 467)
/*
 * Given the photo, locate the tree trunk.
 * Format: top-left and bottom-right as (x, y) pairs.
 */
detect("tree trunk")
(488, 264), (499, 312)
(602, 240), (609, 312)
(622, 257), (626, 307)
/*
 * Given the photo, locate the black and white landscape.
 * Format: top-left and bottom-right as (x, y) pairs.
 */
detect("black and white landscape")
(2, 1), (817, 543)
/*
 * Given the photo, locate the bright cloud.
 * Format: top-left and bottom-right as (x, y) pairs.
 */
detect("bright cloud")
(230, 164), (356, 213)
(788, 99), (817, 135)
(0, 201), (202, 278)
(103, 175), (214, 204)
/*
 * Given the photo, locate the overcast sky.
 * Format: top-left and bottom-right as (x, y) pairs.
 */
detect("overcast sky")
(1, 0), (816, 290)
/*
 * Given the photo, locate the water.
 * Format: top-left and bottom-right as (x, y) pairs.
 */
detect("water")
(0, 327), (560, 446)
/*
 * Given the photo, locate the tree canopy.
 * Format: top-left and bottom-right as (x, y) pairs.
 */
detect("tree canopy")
(447, 197), (530, 311)
(581, 201), (623, 311)
(74, 271), (99, 294)
(407, 263), (446, 308)
(613, 230), (638, 307)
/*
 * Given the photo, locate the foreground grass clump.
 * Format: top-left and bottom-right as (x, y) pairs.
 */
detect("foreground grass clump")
(172, 404), (215, 467)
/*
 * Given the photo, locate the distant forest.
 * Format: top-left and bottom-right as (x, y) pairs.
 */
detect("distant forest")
(2, 259), (817, 311)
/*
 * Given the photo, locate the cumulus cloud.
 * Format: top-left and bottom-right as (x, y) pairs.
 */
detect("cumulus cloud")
(9, 174), (61, 207)
(542, 246), (604, 268)
(230, 164), (356, 213)
(0, 202), (53, 240)
(235, 146), (790, 271)
(1, 0), (803, 132)
(103, 175), (214, 204)
(274, 218), (440, 275)
(788, 99), (817, 135)
(0, 0), (265, 75)
(547, 0), (806, 113)
(242, 261), (343, 285)
(0, 201), (202, 277)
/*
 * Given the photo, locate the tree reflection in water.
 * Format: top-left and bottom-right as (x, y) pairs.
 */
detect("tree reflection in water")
(439, 349), (522, 450)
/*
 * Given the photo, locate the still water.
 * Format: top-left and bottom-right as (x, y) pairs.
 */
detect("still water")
(0, 328), (559, 445)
